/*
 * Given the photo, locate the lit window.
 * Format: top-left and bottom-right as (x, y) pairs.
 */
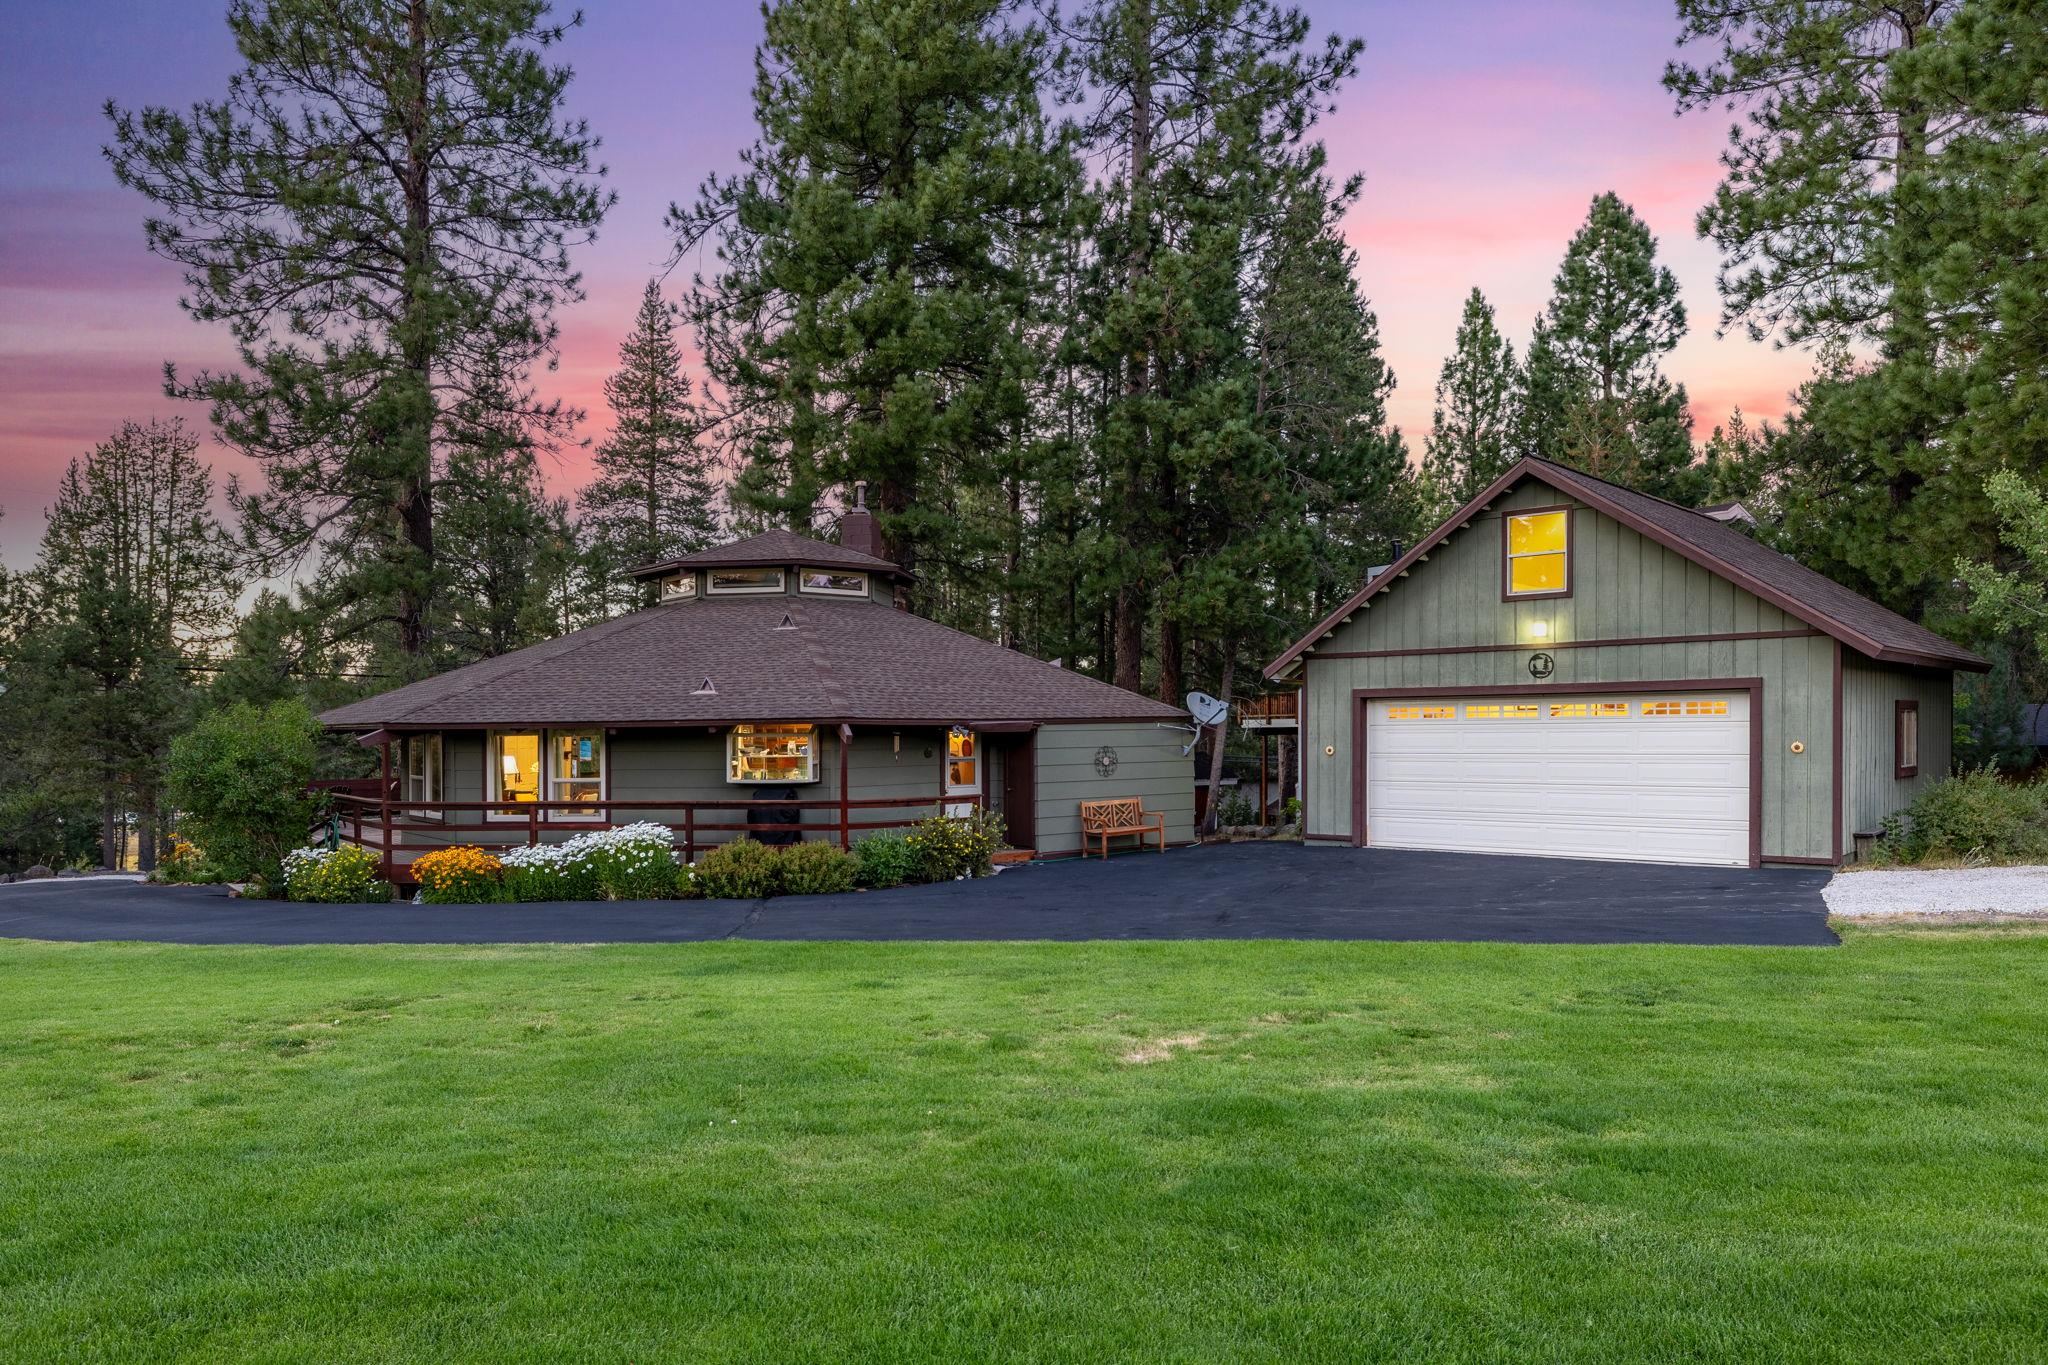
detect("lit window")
(491, 732), (541, 813)
(1506, 510), (1569, 597)
(550, 730), (605, 816)
(1643, 701), (1682, 717)
(708, 567), (786, 595)
(1467, 704), (1501, 719)
(660, 573), (698, 601)
(1684, 699), (1728, 716)
(1422, 705), (1453, 719)
(1896, 702), (1920, 778)
(1466, 703), (1538, 720)
(403, 734), (443, 805)
(944, 729), (981, 816)
(729, 723), (818, 784)
(1503, 704), (1538, 719)
(1550, 703), (1590, 719)
(1594, 702), (1629, 717)
(1387, 705), (1421, 720)
(799, 568), (868, 597)
(1389, 704), (1455, 721)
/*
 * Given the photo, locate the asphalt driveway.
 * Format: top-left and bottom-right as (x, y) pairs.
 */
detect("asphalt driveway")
(0, 843), (1835, 946)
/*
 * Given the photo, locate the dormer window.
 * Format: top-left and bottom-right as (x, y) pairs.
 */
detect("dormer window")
(799, 568), (868, 597)
(708, 567), (785, 595)
(659, 572), (697, 602)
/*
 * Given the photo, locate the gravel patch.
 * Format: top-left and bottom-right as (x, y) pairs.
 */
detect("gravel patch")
(1824, 866), (2048, 918)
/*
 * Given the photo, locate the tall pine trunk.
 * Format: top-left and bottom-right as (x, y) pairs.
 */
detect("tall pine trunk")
(395, 0), (437, 661)
(1114, 0), (1155, 696)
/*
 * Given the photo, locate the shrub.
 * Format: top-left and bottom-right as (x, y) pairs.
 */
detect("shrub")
(1874, 770), (2048, 865)
(412, 845), (506, 904)
(156, 834), (219, 884)
(674, 859), (704, 899)
(696, 838), (781, 899)
(574, 822), (680, 900)
(1215, 791), (1256, 827)
(281, 844), (385, 903)
(165, 700), (321, 882)
(906, 808), (1006, 882)
(777, 841), (859, 896)
(1282, 797), (1302, 826)
(853, 833), (920, 890)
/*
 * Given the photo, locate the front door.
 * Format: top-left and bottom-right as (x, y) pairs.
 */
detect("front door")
(996, 732), (1036, 850)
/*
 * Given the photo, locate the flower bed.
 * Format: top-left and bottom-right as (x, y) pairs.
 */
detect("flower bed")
(280, 844), (387, 903)
(384, 813), (1010, 905)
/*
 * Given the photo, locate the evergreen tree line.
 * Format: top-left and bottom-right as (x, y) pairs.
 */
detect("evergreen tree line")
(1, 0), (2043, 869)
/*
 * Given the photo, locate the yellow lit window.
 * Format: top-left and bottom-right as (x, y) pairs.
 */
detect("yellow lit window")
(946, 729), (979, 793)
(728, 723), (818, 784)
(491, 732), (541, 812)
(1387, 705), (1421, 720)
(1684, 699), (1728, 716)
(1550, 703), (1590, 718)
(1466, 703), (1538, 720)
(1421, 705), (1454, 719)
(1386, 705), (1453, 720)
(1594, 702), (1628, 717)
(1506, 510), (1569, 596)
(1466, 704), (1501, 719)
(1503, 704), (1538, 719)
(1643, 701), (1682, 717)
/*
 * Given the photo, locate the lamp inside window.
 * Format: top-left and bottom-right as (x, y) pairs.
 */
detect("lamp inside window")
(1506, 509), (1569, 596)
(729, 723), (819, 783)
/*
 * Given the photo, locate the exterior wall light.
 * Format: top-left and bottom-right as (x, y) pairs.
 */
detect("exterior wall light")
(1528, 620), (1550, 640)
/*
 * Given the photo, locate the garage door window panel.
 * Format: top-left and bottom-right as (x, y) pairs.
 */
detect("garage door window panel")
(1504, 508), (1572, 599)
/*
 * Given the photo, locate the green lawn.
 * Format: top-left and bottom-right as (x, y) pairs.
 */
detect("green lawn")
(4, 927), (2046, 1363)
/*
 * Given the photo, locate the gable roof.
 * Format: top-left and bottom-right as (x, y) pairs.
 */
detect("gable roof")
(1266, 457), (1987, 679)
(628, 528), (906, 581)
(320, 594), (1185, 729)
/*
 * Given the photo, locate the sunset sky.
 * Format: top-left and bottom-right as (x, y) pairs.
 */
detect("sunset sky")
(0, 0), (1813, 567)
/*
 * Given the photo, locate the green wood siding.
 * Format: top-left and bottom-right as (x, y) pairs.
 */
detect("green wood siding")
(1841, 655), (1952, 844)
(1034, 722), (1196, 855)
(1298, 483), (1843, 861)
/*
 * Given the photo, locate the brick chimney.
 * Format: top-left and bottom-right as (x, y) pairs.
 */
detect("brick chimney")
(839, 480), (884, 559)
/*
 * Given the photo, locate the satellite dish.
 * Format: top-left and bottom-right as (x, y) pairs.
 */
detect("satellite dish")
(1186, 691), (1230, 727)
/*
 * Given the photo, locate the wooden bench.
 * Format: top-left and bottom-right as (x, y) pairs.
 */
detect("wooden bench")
(1079, 797), (1167, 860)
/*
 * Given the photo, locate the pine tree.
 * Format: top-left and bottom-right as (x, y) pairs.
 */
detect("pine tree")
(14, 421), (237, 868)
(674, 0), (1073, 600)
(106, 0), (611, 668)
(1523, 193), (1697, 501)
(1421, 288), (1522, 522)
(578, 280), (721, 612)
(1670, 1), (2043, 637)
(1061, 0), (1362, 696)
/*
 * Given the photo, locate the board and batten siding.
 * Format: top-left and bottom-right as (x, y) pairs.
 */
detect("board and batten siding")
(1840, 654), (1952, 846)
(1033, 722), (1195, 855)
(1299, 481), (1840, 862)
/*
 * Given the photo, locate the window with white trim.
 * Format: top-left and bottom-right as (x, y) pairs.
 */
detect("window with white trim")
(799, 568), (868, 597)
(491, 731), (541, 814)
(1386, 705), (1455, 720)
(659, 572), (698, 601)
(708, 567), (785, 595)
(403, 734), (443, 807)
(550, 730), (605, 815)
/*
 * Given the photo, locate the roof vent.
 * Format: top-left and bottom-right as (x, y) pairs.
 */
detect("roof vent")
(775, 612), (797, 631)
(691, 676), (717, 696)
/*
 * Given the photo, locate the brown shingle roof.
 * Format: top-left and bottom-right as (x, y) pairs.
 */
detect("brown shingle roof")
(320, 595), (1185, 729)
(1267, 457), (1987, 677)
(628, 528), (905, 581)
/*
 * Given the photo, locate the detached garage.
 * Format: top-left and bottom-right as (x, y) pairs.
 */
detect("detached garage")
(1267, 458), (1986, 868)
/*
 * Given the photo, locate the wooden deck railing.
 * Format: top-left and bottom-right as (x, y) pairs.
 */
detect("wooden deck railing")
(327, 791), (973, 883)
(1236, 693), (1299, 723)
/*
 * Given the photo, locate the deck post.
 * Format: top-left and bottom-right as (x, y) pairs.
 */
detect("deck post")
(838, 724), (853, 850)
(684, 806), (695, 863)
(1259, 732), (1268, 819)
(377, 737), (394, 882)
(527, 805), (539, 848)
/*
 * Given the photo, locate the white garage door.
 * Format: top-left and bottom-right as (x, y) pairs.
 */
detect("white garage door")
(1366, 692), (1750, 867)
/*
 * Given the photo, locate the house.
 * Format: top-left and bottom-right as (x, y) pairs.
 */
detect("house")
(1264, 458), (1987, 869)
(320, 496), (1195, 876)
